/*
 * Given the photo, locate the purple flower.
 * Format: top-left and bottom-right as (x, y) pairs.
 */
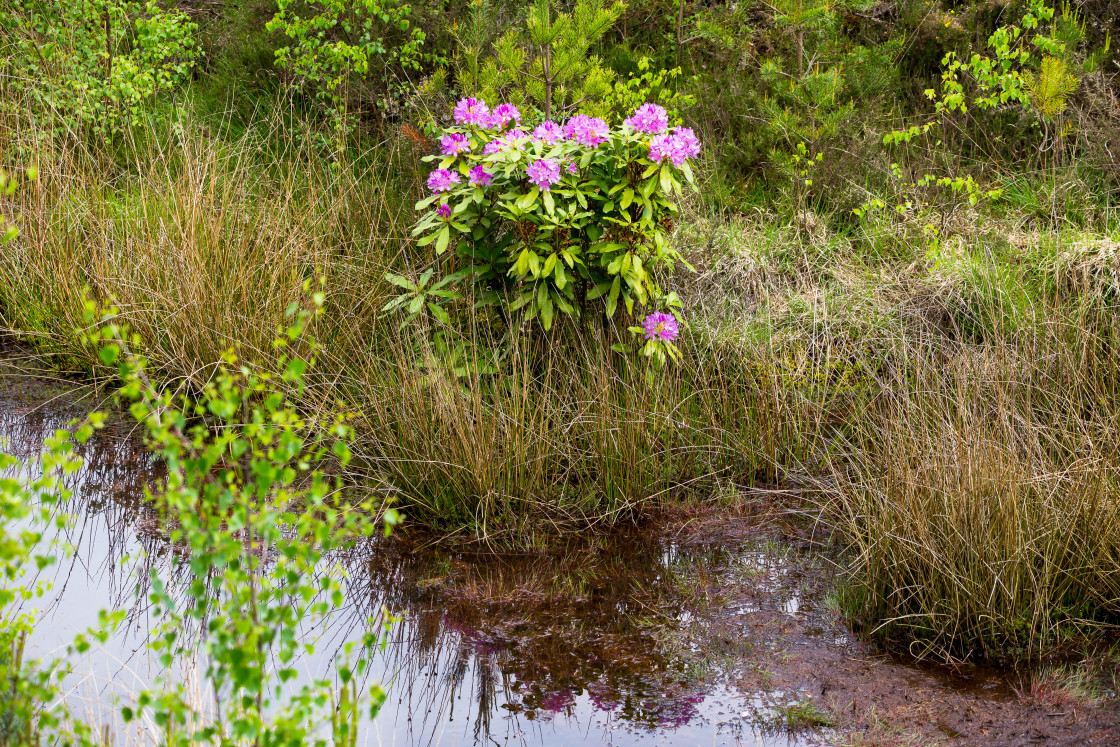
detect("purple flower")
(453, 97), (491, 127)
(469, 165), (492, 186)
(488, 103), (522, 130)
(649, 126), (701, 168)
(624, 103), (668, 134)
(427, 168), (461, 194)
(643, 312), (680, 342)
(566, 161), (578, 174)
(526, 158), (562, 191)
(673, 126), (701, 160)
(649, 133), (674, 165)
(562, 114), (609, 147)
(532, 121), (565, 144)
(440, 132), (472, 156)
(437, 203), (453, 218)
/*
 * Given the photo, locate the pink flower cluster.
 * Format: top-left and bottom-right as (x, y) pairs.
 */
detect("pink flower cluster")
(563, 114), (609, 147)
(453, 97), (490, 127)
(427, 168), (461, 194)
(440, 132), (471, 156)
(623, 103), (668, 135)
(452, 98), (522, 130)
(532, 121), (565, 144)
(469, 165), (492, 186)
(490, 103), (521, 129)
(643, 312), (680, 342)
(526, 159), (562, 191)
(437, 203), (453, 218)
(649, 127), (701, 168)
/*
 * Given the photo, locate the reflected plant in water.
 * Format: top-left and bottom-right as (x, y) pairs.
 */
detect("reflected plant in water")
(0, 419), (98, 746)
(84, 283), (399, 746)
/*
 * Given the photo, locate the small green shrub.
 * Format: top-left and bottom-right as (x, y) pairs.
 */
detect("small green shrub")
(267, 0), (428, 145)
(83, 289), (398, 745)
(458, 0), (625, 120)
(0, 0), (198, 137)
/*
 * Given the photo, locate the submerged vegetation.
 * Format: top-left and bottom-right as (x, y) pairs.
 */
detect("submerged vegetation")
(1, 1), (1120, 732)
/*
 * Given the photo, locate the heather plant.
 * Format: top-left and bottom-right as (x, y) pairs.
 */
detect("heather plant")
(402, 99), (698, 364)
(0, 0), (198, 137)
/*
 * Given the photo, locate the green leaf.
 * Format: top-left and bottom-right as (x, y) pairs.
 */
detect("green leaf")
(384, 273), (419, 292)
(659, 162), (672, 194)
(587, 282), (611, 300)
(510, 291), (534, 311)
(517, 187), (540, 210)
(98, 345), (120, 366)
(680, 161), (695, 185)
(543, 190), (555, 215)
(428, 302), (450, 325)
(540, 297), (554, 330)
(380, 294), (411, 313)
(435, 226), (450, 254)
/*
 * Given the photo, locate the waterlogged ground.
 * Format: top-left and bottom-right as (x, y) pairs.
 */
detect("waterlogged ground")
(2, 347), (1119, 746)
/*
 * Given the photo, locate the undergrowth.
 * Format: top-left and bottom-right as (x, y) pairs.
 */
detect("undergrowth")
(3, 0), (1120, 663)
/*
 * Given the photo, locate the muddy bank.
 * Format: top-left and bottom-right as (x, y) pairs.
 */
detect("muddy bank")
(1, 347), (1118, 746)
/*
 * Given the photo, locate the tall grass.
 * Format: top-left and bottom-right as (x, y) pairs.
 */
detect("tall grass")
(3, 98), (1120, 659)
(0, 102), (823, 533)
(825, 228), (1120, 659)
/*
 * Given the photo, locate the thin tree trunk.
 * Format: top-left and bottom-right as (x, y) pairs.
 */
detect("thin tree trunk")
(677, 0), (685, 69)
(104, 8), (113, 84)
(797, 29), (804, 77)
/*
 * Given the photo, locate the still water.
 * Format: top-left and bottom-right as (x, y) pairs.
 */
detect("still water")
(1, 364), (829, 747)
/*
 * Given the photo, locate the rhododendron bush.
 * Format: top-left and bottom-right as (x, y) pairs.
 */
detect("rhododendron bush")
(407, 98), (698, 356)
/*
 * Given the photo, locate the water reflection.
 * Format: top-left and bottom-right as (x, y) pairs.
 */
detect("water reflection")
(0, 364), (823, 747)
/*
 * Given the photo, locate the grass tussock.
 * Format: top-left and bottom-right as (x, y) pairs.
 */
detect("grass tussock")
(832, 341), (1120, 658)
